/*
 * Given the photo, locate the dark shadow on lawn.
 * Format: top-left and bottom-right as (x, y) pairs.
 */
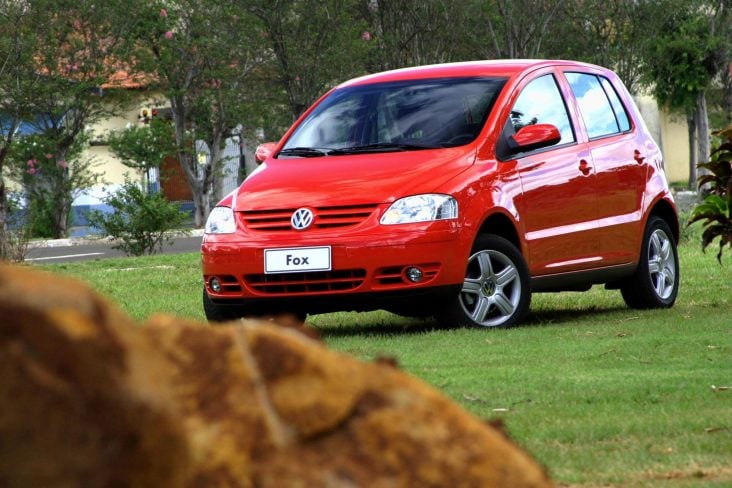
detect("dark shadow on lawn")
(312, 314), (443, 339)
(313, 304), (630, 338)
(523, 305), (630, 326)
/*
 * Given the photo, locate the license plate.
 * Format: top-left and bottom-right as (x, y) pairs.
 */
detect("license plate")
(264, 246), (332, 274)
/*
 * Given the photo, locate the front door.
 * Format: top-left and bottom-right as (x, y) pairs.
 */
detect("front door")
(509, 72), (601, 275)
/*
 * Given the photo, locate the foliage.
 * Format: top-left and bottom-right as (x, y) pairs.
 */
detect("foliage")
(641, 2), (725, 113)
(107, 118), (176, 173)
(1, 0), (143, 238)
(86, 181), (189, 256)
(0, 194), (31, 262)
(127, 0), (273, 227)
(6, 132), (99, 238)
(543, 0), (651, 94)
(0, 1), (43, 243)
(689, 124), (732, 262)
(248, 0), (371, 120)
(469, 0), (561, 60)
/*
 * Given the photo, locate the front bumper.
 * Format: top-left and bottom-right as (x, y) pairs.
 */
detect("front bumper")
(202, 223), (467, 314)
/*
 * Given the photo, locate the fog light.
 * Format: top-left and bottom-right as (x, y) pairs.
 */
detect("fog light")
(406, 267), (423, 283)
(210, 277), (222, 293)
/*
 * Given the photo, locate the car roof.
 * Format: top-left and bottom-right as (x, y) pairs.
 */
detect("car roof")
(340, 59), (603, 87)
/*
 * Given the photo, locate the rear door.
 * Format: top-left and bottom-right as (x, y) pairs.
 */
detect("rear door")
(563, 71), (648, 266)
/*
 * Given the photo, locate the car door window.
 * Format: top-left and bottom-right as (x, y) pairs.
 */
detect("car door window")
(600, 77), (631, 131)
(510, 74), (575, 145)
(566, 72), (629, 139)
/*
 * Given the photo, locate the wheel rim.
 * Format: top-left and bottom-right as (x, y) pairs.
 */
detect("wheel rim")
(459, 249), (522, 327)
(647, 228), (676, 300)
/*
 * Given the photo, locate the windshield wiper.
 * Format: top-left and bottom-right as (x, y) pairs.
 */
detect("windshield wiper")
(330, 142), (440, 154)
(277, 147), (332, 158)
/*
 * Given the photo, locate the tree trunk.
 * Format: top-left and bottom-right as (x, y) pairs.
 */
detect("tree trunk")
(0, 178), (7, 259)
(170, 97), (205, 228)
(695, 91), (710, 166)
(687, 115), (697, 190)
(694, 92), (712, 194)
(723, 64), (732, 125)
(52, 148), (71, 239)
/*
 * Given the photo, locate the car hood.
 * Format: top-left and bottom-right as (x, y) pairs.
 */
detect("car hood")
(234, 147), (476, 211)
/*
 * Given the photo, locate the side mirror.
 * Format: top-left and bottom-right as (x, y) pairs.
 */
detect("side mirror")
(509, 124), (561, 153)
(255, 142), (276, 164)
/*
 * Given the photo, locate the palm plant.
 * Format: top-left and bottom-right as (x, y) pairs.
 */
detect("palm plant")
(689, 124), (732, 262)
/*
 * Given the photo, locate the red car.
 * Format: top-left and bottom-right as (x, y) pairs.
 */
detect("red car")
(202, 60), (679, 327)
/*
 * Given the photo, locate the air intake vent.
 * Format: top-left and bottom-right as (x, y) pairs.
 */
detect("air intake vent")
(244, 269), (367, 295)
(240, 204), (378, 232)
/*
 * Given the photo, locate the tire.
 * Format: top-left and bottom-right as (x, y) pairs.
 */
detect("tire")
(439, 235), (531, 328)
(202, 288), (246, 323)
(203, 288), (308, 324)
(621, 216), (679, 309)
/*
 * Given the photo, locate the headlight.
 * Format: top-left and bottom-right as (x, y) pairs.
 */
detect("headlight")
(205, 206), (236, 234)
(380, 194), (458, 225)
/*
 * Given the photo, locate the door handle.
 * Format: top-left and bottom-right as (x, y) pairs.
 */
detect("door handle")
(579, 159), (592, 175)
(633, 150), (645, 164)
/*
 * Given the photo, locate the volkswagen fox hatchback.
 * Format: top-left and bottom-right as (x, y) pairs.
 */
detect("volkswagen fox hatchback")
(202, 60), (679, 327)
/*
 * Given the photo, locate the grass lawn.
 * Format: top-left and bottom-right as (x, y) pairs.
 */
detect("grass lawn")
(35, 236), (732, 487)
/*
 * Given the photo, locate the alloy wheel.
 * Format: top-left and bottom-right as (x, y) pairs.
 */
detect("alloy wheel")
(647, 228), (676, 300)
(459, 249), (522, 327)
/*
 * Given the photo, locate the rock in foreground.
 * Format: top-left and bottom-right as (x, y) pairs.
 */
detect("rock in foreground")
(0, 265), (552, 487)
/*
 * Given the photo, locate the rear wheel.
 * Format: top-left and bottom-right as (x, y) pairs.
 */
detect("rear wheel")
(439, 235), (530, 328)
(621, 216), (679, 309)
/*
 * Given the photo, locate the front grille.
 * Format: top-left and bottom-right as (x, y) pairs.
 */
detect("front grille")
(244, 269), (367, 295)
(240, 204), (378, 232)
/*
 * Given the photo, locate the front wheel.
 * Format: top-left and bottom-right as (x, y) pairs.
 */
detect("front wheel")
(439, 235), (531, 328)
(203, 288), (246, 323)
(203, 288), (308, 324)
(621, 216), (679, 309)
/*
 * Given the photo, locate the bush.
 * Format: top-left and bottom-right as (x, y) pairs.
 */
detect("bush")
(689, 123), (732, 263)
(0, 195), (31, 262)
(8, 132), (100, 238)
(87, 182), (189, 256)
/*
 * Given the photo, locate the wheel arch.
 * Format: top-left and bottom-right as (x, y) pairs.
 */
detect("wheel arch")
(649, 197), (680, 244)
(476, 211), (522, 252)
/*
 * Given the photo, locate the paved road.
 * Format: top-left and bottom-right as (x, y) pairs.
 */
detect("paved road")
(25, 235), (203, 263)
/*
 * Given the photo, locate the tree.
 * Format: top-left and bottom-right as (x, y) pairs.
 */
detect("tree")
(248, 0), (370, 120)
(0, 1), (40, 255)
(6, 131), (99, 238)
(542, 0), (651, 94)
(107, 118), (177, 194)
(2, 0), (141, 239)
(642, 0), (729, 188)
(465, 0), (561, 60)
(132, 0), (271, 227)
(359, 0), (470, 71)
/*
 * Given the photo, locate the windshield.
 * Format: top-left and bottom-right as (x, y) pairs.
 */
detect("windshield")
(280, 77), (506, 156)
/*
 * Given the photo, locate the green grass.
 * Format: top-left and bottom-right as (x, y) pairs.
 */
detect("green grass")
(35, 237), (732, 487)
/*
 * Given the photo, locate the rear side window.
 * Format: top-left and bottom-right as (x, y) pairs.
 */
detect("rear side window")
(566, 72), (630, 139)
(510, 74), (575, 145)
(600, 77), (631, 132)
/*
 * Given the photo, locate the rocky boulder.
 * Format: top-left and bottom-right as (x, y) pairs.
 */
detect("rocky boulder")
(0, 264), (553, 487)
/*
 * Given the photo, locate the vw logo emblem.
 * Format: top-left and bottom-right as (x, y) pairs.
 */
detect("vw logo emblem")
(291, 208), (314, 230)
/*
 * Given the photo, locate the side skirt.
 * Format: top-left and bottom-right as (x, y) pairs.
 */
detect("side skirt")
(530, 263), (637, 293)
